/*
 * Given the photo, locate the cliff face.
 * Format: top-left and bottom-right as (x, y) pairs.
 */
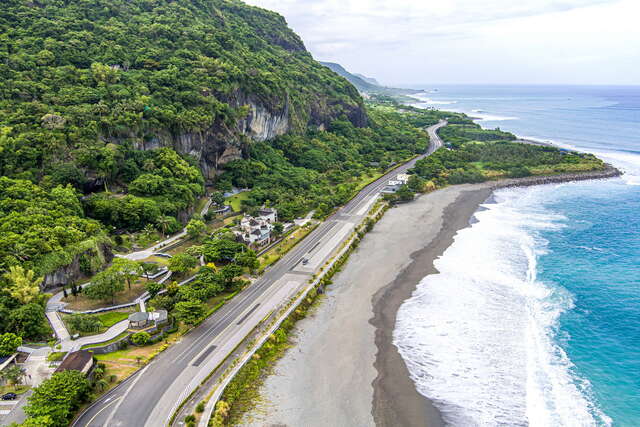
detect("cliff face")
(135, 89), (366, 180)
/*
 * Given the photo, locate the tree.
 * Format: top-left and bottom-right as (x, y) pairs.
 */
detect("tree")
(94, 379), (109, 392)
(174, 300), (205, 325)
(155, 215), (173, 237)
(0, 365), (24, 390)
(395, 185), (414, 202)
(168, 253), (198, 275)
(0, 332), (22, 356)
(273, 222), (284, 237)
(210, 191), (225, 206)
(201, 238), (244, 263)
(66, 314), (102, 334)
(235, 251), (259, 273)
(24, 370), (90, 426)
(111, 258), (142, 290)
(145, 281), (164, 299)
(186, 219), (206, 240)
(407, 175), (426, 192)
(8, 304), (49, 341)
(140, 262), (158, 280)
(3, 265), (41, 304)
(219, 264), (243, 287)
(131, 331), (150, 346)
(84, 269), (125, 304)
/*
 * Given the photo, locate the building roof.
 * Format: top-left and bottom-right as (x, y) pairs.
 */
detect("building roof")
(55, 350), (93, 373)
(150, 310), (168, 322)
(129, 312), (150, 322)
(259, 207), (275, 213)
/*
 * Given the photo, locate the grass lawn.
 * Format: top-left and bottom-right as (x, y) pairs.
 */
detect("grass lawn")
(353, 170), (383, 192)
(94, 331), (181, 381)
(62, 308), (135, 336)
(47, 351), (67, 362)
(225, 191), (250, 212)
(0, 385), (29, 395)
(140, 255), (171, 266)
(96, 311), (131, 328)
(62, 282), (148, 311)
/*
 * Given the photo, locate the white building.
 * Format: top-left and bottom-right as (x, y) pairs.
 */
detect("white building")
(234, 207), (278, 247)
(382, 173), (411, 193)
(396, 173), (410, 184)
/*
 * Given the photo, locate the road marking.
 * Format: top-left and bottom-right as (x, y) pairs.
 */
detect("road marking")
(236, 304), (260, 325)
(103, 365), (150, 427)
(83, 125), (448, 425)
(192, 345), (217, 367)
(85, 396), (121, 426)
(0, 409), (11, 415)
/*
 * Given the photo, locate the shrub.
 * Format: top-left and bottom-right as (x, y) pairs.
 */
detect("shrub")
(131, 332), (151, 346)
(195, 401), (205, 413)
(66, 314), (103, 334)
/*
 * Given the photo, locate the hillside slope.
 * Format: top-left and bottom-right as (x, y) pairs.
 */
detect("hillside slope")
(0, 0), (366, 181)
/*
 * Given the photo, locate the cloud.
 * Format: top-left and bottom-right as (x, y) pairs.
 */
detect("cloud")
(244, 0), (639, 85)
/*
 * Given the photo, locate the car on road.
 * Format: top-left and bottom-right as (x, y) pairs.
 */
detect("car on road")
(301, 257), (309, 265)
(1, 392), (17, 400)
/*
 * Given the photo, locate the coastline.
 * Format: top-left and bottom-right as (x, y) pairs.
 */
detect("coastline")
(371, 185), (494, 427)
(239, 167), (621, 427)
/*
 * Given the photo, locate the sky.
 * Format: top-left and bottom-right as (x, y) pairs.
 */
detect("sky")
(244, 0), (640, 86)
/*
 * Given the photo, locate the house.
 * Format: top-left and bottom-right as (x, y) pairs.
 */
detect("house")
(257, 207), (278, 223)
(55, 350), (94, 376)
(396, 173), (410, 185)
(234, 207), (278, 248)
(382, 174), (411, 193)
(128, 310), (168, 329)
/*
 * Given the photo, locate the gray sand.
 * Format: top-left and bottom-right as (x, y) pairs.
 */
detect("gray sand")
(240, 184), (494, 427)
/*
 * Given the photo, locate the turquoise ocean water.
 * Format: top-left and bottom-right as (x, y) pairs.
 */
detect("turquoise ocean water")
(394, 86), (640, 426)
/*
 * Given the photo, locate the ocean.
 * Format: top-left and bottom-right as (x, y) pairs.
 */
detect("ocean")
(394, 85), (640, 426)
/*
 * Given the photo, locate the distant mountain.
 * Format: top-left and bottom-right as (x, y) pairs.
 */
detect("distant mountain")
(319, 62), (379, 92)
(354, 73), (381, 86)
(319, 62), (420, 97)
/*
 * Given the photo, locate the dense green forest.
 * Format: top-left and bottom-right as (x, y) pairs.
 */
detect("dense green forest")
(0, 0), (365, 279)
(411, 120), (605, 185)
(0, 0), (444, 345)
(218, 106), (444, 219)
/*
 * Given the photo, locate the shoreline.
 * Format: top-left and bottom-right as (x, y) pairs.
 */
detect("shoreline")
(239, 168), (621, 427)
(371, 185), (494, 427)
(370, 167), (622, 427)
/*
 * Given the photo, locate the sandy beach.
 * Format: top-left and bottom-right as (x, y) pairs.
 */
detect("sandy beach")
(241, 183), (496, 427)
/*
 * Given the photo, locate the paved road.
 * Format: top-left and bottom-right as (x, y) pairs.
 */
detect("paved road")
(73, 120), (446, 427)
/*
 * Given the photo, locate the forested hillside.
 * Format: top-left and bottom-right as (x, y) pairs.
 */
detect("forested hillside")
(0, 0), (366, 278)
(0, 0), (452, 347)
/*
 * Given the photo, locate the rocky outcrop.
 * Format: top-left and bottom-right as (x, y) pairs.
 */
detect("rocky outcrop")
(131, 89), (365, 181)
(41, 244), (114, 290)
(495, 165), (622, 189)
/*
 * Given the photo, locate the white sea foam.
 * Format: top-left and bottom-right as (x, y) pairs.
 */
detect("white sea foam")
(471, 112), (518, 121)
(394, 187), (610, 426)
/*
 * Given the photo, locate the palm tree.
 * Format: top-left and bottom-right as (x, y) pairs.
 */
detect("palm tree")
(155, 215), (172, 238)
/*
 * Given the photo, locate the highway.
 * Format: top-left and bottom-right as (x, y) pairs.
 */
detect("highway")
(73, 120), (446, 427)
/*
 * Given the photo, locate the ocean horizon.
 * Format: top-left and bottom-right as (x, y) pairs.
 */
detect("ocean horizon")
(395, 85), (640, 426)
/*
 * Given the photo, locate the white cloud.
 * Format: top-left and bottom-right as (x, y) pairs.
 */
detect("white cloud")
(244, 0), (639, 85)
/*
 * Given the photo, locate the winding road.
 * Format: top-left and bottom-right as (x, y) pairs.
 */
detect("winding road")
(72, 120), (446, 427)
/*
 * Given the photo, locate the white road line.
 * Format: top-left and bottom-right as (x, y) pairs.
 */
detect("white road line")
(103, 365), (150, 426)
(85, 396), (121, 426)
